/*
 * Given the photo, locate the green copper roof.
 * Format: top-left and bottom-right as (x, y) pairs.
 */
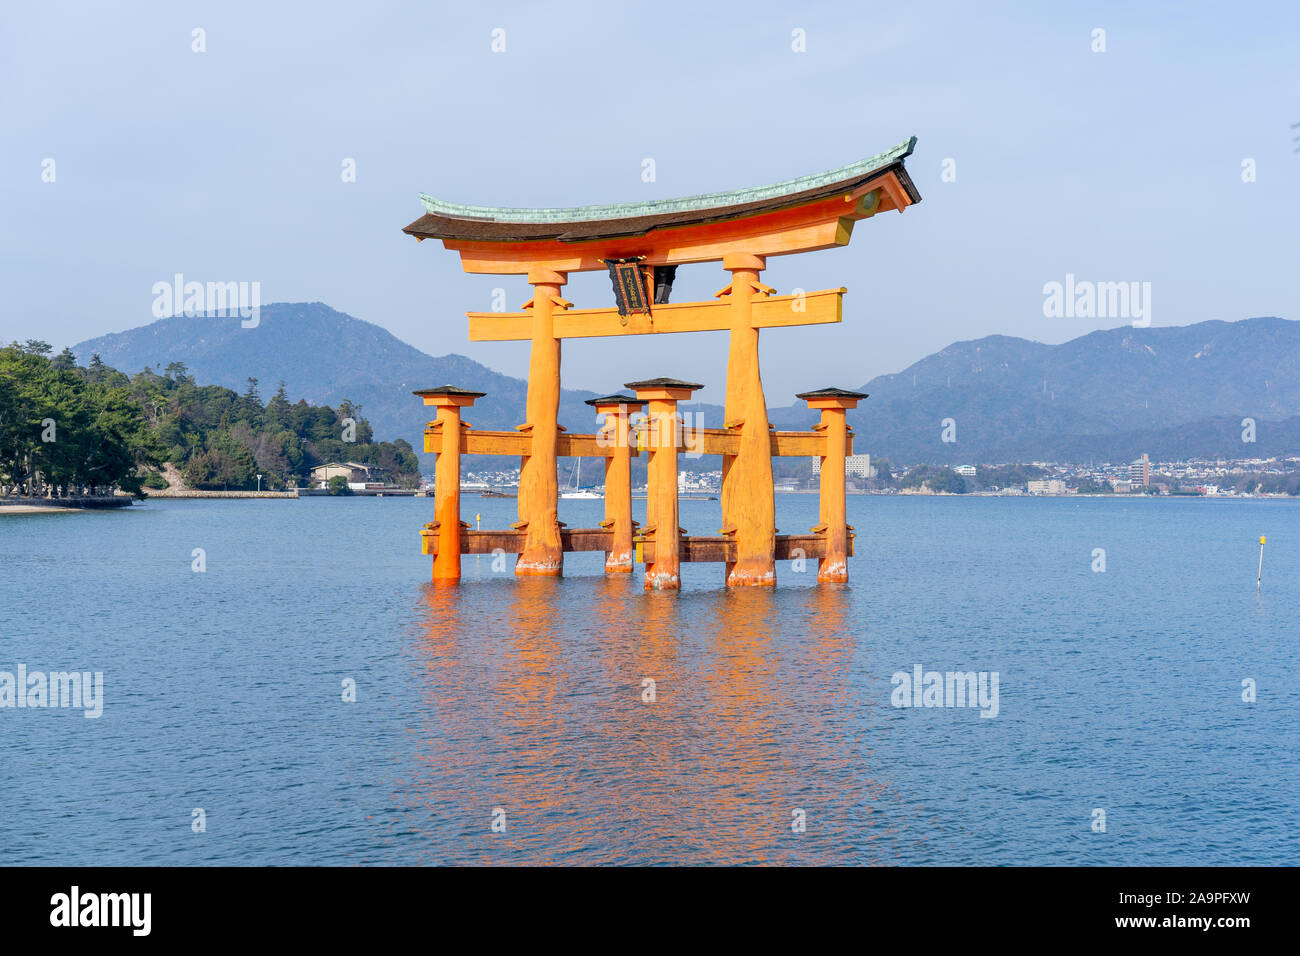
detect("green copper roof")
(419, 137), (916, 224)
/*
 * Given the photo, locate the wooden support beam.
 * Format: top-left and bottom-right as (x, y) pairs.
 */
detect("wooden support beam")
(680, 427), (854, 458)
(721, 254), (776, 587)
(799, 387), (867, 582)
(412, 386), (485, 582)
(467, 288), (845, 342)
(588, 396), (643, 572)
(516, 270), (567, 576)
(424, 425), (643, 458)
(630, 378), (702, 590)
(637, 532), (854, 565)
(557, 433), (634, 458)
(428, 421), (854, 461)
(424, 528), (856, 563)
(421, 527), (614, 556)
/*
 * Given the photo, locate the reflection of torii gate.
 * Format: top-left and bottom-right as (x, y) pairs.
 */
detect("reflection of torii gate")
(404, 137), (921, 589)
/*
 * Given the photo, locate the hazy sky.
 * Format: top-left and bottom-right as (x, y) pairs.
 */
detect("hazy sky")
(4, 1), (1299, 398)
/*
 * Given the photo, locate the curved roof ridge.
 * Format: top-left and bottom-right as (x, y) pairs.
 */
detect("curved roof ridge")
(419, 137), (916, 225)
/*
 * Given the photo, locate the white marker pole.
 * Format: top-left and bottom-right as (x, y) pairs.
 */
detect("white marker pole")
(1257, 535), (1266, 592)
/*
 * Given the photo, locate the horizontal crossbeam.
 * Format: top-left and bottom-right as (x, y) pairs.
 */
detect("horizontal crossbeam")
(682, 427), (854, 458)
(638, 532), (855, 564)
(423, 426), (642, 458)
(422, 527), (614, 556)
(467, 288), (845, 342)
(421, 528), (854, 562)
(426, 425), (852, 458)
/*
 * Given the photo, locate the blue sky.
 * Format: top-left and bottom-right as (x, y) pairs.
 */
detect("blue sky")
(3, 0), (1298, 398)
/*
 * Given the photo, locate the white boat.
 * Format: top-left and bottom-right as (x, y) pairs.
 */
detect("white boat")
(560, 458), (603, 499)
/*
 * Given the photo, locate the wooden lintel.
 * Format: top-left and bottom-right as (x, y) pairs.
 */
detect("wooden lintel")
(423, 428), (639, 458)
(421, 527), (613, 555)
(468, 288), (845, 342)
(557, 434), (637, 458)
(428, 425), (850, 459)
(634, 427), (852, 458)
(422, 529), (856, 562)
(637, 532), (855, 565)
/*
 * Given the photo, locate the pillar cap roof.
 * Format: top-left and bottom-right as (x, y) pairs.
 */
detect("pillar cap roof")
(625, 377), (704, 391)
(412, 384), (487, 398)
(795, 386), (868, 400)
(584, 393), (643, 406)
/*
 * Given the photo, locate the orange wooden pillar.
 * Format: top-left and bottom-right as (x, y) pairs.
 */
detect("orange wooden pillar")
(587, 394), (643, 573)
(798, 387), (866, 583)
(516, 267), (570, 576)
(414, 385), (485, 582)
(629, 378), (702, 591)
(720, 253), (776, 587)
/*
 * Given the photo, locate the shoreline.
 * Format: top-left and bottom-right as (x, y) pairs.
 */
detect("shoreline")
(0, 504), (83, 514)
(0, 496), (134, 514)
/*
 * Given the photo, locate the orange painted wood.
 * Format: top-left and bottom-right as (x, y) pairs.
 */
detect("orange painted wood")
(556, 433), (634, 458)
(593, 401), (641, 573)
(466, 288), (845, 341)
(431, 404), (463, 581)
(721, 256), (776, 587)
(423, 426), (641, 458)
(516, 278), (566, 575)
(816, 407), (850, 582)
(441, 173), (912, 275)
(421, 527), (613, 555)
(687, 428), (853, 458)
(635, 389), (693, 591)
(638, 533), (852, 564)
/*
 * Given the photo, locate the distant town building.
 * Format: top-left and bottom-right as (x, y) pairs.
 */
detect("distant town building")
(1129, 453), (1151, 485)
(1027, 478), (1067, 495)
(311, 461), (388, 490)
(954, 465), (977, 477)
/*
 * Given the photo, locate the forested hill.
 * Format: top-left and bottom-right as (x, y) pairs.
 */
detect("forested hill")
(70, 302), (604, 460)
(0, 340), (417, 496)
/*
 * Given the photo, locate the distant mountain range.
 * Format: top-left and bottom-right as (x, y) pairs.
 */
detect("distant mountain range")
(844, 318), (1300, 462)
(71, 304), (1300, 465)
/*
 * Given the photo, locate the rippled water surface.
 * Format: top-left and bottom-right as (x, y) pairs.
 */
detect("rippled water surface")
(2, 495), (1296, 865)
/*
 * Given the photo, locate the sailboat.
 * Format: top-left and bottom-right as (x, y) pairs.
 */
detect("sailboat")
(560, 457), (602, 499)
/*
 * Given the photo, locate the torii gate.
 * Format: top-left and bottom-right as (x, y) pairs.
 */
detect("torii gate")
(405, 138), (921, 588)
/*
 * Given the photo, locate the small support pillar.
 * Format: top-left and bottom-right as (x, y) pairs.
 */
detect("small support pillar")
(586, 394), (644, 573)
(720, 253), (776, 587)
(797, 386), (867, 583)
(517, 266), (570, 576)
(414, 385), (485, 582)
(628, 378), (703, 591)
